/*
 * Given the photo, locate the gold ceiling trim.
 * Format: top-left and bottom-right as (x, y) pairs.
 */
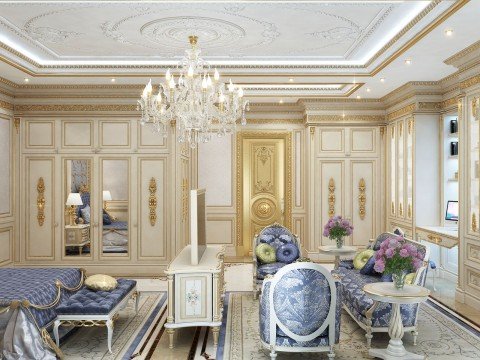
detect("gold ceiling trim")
(307, 115), (385, 123)
(441, 98), (458, 110)
(14, 104), (137, 112)
(460, 74), (480, 89)
(0, 100), (14, 111)
(386, 104), (416, 121)
(246, 119), (303, 124)
(444, 39), (480, 66)
(417, 102), (442, 111)
(0, 0), (467, 80)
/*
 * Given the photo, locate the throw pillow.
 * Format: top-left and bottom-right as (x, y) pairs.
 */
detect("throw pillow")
(353, 249), (375, 270)
(276, 243), (299, 264)
(405, 272), (416, 285)
(103, 210), (112, 225)
(255, 243), (276, 264)
(80, 205), (91, 224)
(359, 254), (377, 275)
(85, 274), (118, 291)
(381, 273), (393, 282)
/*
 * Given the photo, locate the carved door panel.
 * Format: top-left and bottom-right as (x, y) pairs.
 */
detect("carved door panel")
(243, 138), (285, 256)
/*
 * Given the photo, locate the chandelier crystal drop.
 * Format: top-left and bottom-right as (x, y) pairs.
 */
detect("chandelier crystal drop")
(138, 35), (249, 148)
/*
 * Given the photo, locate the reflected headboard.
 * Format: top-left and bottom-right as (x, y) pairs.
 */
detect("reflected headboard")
(190, 189), (207, 265)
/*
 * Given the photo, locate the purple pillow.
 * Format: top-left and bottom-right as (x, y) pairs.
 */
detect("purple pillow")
(381, 273), (393, 282)
(360, 255), (377, 275)
(276, 243), (299, 264)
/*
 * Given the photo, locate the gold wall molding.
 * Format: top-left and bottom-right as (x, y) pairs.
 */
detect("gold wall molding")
(386, 104), (416, 121)
(445, 40), (480, 66)
(37, 177), (45, 226)
(13, 117), (20, 133)
(408, 118), (414, 134)
(236, 131), (292, 248)
(358, 178), (366, 220)
(391, 201), (395, 215)
(408, 203), (412, 219)
(14, 104), (137, 112)
(149, 177), (157, 226)
(399, 202), (403, 217)
(0, 100), (13, 111)
(244, 118), (304, 125)
(181, 178), (188, 222)
(441, 97), (458, 110)
(417, 102), (442, 111)
(328, 178), (335, 218)
(472, 213), (477, 232)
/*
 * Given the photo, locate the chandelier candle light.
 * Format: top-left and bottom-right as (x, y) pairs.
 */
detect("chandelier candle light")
(138, 36), (249, 148)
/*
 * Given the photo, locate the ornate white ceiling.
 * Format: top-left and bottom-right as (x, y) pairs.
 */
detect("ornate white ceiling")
(0, 1), (441, 66)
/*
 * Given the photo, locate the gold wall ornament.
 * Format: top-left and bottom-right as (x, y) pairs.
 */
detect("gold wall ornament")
(473, 98), (479, 120)
(37, 177), (45, 226)
(380, 127), (385, 137)
(358, 178), (366, 220)
(399, 203), (403, 217)
(408, 203), (412, 219)
(399, 122), (403, 137)
(391, 126), (395, 138)
(473, 213), (478, 232)
(386, 104), (416, 121)
(328, 178), (335, 218)
(408, 118), (414, 135)
(181, 178), (188, 222)
(391, 201), (395, 215)
(148, 177), (157, 226)
(13, 117), (20, 133)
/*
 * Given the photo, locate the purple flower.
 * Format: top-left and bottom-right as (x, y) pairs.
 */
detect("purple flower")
(413, 258), (423, 270)
(374, 259), (385, 273)
(385, 248), (394, 259)
(399, 248), (409, 258)
(376, 248), (385, 258)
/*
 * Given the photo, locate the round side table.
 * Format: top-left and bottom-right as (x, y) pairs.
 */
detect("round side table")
(363, 282), (430, 360)
(318, 245), (357, 269)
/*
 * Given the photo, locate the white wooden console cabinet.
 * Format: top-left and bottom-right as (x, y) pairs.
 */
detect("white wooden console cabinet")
(164, 244), (225, 349)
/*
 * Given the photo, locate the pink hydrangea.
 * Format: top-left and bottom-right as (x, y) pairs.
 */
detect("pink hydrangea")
(399, 248), (409, 258)
(385, 248), (394, 258)
(374, 258), (385, 273)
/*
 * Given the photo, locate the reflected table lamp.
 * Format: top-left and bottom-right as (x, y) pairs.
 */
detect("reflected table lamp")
(103, 190), (112, 211)
(66, 193), (83, 226)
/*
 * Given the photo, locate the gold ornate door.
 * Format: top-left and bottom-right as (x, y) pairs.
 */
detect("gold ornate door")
(236, 132), (292, 256)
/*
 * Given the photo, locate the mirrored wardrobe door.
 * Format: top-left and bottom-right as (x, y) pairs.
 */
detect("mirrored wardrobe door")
(63, 158), (93, 258)
(100, 158), (130, 257)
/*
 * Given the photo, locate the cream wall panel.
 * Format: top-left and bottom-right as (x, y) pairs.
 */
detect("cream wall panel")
(198, 135), (233, 207)
(62, 121), (93, 148)
(25, 121), (54, 149)
(26, 157), (55, 260)
(100, 121), (131, 148)
(205, 217), (234, 245)
(318, 128), (345, 155)
(293, 215), (306, 249)
(294, 130), (304, 209)
(350, 161), (376, 247)
(316, 160), (344, 247)
(350, 128), (376, 154)
(0, 118), (11, 216)
(138, 124), (167, 149)
(0, 227), (13, 265)
(138, 157), (168, 260)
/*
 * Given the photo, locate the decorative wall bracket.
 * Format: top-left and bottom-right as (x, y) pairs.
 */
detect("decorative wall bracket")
(358, 178), (366, 220)
(328, 178), (335, 218)
(37, 177), (45, 226)
(391, 201), (395, 215)
(407, 203), (412, 219)
(148, 177), (157, 226)
(473, 213), (478, 232)
(13, 117), (20, 134)
(399, 203), (403, 217)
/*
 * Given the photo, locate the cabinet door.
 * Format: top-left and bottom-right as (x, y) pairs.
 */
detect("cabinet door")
(350, 160), (377, 247)
(388, 125), (396, 217)
(175, 273), (212, 323)
(26, 157), (56, 260)
(316, 160), (344, 246)
(406, 118), (414, 220)
(468, 96), (480, 235)
(317, 128), (345, 157)
(397, 120), (405, 219)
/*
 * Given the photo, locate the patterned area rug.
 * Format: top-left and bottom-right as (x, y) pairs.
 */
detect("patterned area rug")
(59, 292), (167, 359)
(220, 292), (480, 360)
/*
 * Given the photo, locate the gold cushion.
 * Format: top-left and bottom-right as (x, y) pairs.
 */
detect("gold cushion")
(85, 274), (118, 291)
(405, 272), (416, 285)
(353, 249), (375, 270)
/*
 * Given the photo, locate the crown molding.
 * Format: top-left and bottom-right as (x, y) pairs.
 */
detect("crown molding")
(386, 103), (416, 121)
(460, 74), (480, 90)
(14, 104), (137, 112)
(306, 114), (385, 125)
(445, 40), (480, 69)
(0, 99), (13, 111)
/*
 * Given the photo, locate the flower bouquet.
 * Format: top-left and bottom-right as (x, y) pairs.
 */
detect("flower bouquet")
(373, 236), (424, 289)
(323, 216), (353, 248)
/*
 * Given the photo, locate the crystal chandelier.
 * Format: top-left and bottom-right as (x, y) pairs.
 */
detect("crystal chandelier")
(138, 35), (249, 148)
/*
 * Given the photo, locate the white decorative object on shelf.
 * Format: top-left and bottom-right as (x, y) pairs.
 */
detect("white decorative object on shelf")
(138, 35), (249, 148)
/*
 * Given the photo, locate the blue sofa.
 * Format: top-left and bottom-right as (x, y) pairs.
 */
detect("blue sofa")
(334, 233), (429, 348)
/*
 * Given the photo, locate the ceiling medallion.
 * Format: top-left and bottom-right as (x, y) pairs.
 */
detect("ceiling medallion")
(138, 35), (249, 148)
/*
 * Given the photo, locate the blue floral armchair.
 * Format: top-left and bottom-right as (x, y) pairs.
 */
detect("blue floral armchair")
(259, 262), (342, 359)
(253, 223), (300, 299)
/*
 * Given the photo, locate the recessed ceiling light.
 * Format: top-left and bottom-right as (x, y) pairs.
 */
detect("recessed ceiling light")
(288, 78), (294, 82)
(356, 95), (361, 99)
(445, 29), (454, 37)
(405, 59), (412, 65)
(111, 78), (116, 82)
(380, 78), (385, 83)
(366, 88), (371, 92)
(279, 99), (284, 104)
(24, 78), (29, 83)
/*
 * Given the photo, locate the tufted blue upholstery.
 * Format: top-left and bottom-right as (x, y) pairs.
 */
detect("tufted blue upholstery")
(0, 268), (82, 328)
(257, 262), (286, 279)
(76, 192), (91, 219)
(276, 243), (299, 264)
(56, 279), (136, 315)
(258, 224), (297, 250)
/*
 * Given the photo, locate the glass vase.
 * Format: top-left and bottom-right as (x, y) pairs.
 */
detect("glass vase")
(392, 271), (407, 290)
(335, 237), (344, 249)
